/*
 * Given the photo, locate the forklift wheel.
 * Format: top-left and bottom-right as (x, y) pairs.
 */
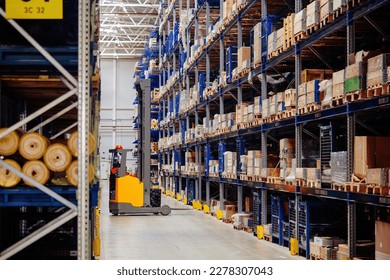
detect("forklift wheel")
(159, 205), (171, 216)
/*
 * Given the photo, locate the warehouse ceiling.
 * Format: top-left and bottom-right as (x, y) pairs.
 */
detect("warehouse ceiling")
(99, 0), (160, 58)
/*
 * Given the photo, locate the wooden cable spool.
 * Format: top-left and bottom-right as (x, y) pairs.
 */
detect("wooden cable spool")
(65, 160), (95, 186)
(19, 132), (49, 160)
(22, 160), (50, 187)
(0, 128), (22, 156)
(67, 131), (97, 157)
(44, 143), (72, 172)
(0, 159), (22, 187)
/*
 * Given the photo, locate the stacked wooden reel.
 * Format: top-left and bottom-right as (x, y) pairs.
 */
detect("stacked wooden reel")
(0, 128), (96, 188)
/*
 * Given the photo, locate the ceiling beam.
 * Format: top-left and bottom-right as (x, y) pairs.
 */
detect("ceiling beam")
(101, 24), (156, 28)
(100, 4), (159, 8)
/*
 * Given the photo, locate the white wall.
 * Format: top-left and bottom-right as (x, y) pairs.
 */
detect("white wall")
(99, 58), (138, 179)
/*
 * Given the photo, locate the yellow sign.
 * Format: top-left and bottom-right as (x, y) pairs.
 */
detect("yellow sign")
(6, 0), (63, 19)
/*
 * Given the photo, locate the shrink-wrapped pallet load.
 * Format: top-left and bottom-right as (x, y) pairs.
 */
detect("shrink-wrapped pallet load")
(22, 160), (50, 186)
(0, 159), (22, 187)
(44, 143), (72, 172)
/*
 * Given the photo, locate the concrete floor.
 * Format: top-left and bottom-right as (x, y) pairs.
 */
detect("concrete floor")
(99, 180), (304, 260)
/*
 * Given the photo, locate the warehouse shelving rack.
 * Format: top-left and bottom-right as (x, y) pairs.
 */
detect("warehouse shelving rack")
(0, 1), (99, 259)
(154, 0), (390, 259)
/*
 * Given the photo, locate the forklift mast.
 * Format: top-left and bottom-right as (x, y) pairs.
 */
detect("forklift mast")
(135, 79), (152, 206)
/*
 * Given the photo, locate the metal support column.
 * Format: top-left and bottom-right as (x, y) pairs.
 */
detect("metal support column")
(348, 201), (357, 259)
(347, 11), (355, 63)
(261, 189), (267, 225)
(237, 17), (243, 103)
(77, 0), (91, 260)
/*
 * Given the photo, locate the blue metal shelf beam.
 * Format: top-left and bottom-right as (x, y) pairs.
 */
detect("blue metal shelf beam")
(0, 184), (99, 207)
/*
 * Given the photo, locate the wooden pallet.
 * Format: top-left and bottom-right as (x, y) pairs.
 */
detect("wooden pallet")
(333, 6), (347, 19)
(221, 173), (237, 179)
(297, 103), (321, 115)
(367, 83), (390, 97)
(307, 179), (321, 188)
(366, 184), (389, 196)
(332, 96), (345, 107)
(272, 47), (284, 58)
(263, 234), (272, 242)
(253, 60), (262, 69)
(233, 224), (244, 230)
(306, 24), (319, 35)
(238, 67), (250, 77)
(310, 254), (321, 260)
(344, 90), (367, 103)
(223, 218), (233, 224)
(283, 38), (295, 51)
(320, 14), (334, 29)
(294, 31), (307, 42)
(267, 177), (282, 184)
(347, 0), (364, 10)
(250, 118), (262, 127)
(237, 1), (247, 12)
(243, 226), (253, 233)
(263, 115), (276, 123)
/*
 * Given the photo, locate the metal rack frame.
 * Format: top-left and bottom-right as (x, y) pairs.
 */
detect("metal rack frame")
(156, 0), (390, 259)
(0, 0), (95, 260)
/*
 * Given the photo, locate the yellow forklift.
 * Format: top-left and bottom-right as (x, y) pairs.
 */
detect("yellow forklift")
(108, 79), (177, 216)
(109, 148), (171, 215)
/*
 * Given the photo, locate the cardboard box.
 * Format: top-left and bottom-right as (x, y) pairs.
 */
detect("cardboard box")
(294, 8), (306, 35)
(376, 221), (390, 259)
(238, 46), (251, 72)
(320, 246), (338, 260)
(320, 0), (333, 19)
(332, 69), (345, 85)
(253, 22), (262, 63)
(306, 168), (321, 180)
(297, 94), (307, 109)
(298, 82), (307, 96)
(263, 223), (272, 235)
(284, 89), (296, 107)
(333, 0), (346, 11)
(314, 236), (334, 247)
(223, 0), (234, 20)
(302, 69), (333, 83)
(366, 168), (388, 185)
(306, 0), (319, 28)
(310, 241), (321, 256)
(268, 31), (276, 55)
(245, 196), (252, 212)
(296, 168), (306, 179)
(345, 62), (367, 79)
(354, 136), (390, 179)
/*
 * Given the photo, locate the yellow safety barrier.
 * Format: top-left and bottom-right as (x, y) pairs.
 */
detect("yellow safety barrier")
(166, 189), (170, 196)
(290, 238), (299, 255)
(216, 209), (223, 220)
(93, 208), (101, 257)
(203, 204), (210, 214)
(183, 196), (187, 205)
(176, 193), (182, 201)
(257, 225), (264, 239)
